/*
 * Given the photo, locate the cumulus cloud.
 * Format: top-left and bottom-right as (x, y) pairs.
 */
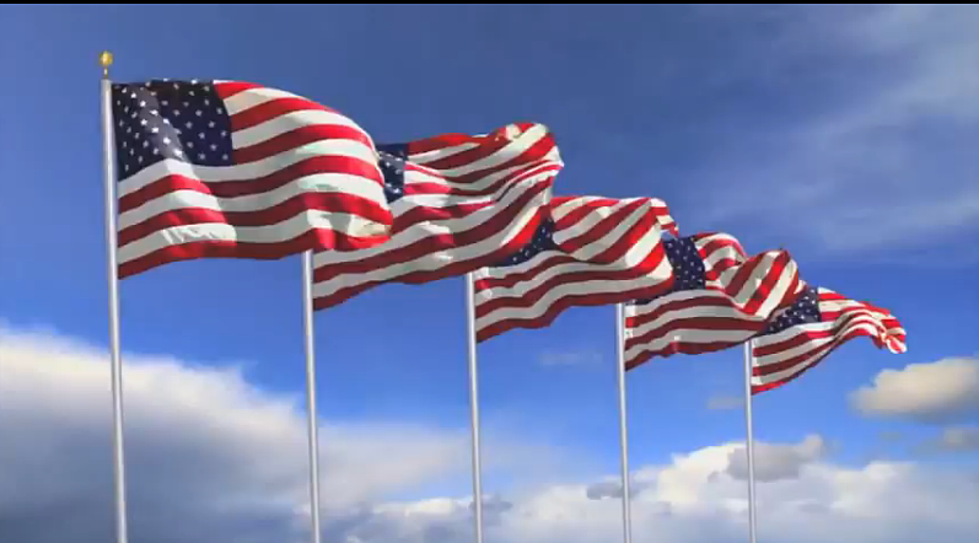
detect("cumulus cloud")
(725, 435), (827, 483)
(850, 356), (979, 422)
(3, 325), (979, 543)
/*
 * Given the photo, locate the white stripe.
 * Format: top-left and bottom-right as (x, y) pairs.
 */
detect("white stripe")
(221, 86), (304, 116)
(475, 257), (672, 332)
(232, 109), (373, 148)
(473, 214), (662, 305)
(407, 141), (482, 164)
(311, 186), (549, 299)
(118, 140), (381, 197)
(118, 173), (385, 231)
(422, 124), (551, 178)
(119, 211), (388, 265)
(407, 154), (561, 194)
(312, 173), (552, 268)
(624, 295), (766, 347)
(551, 198), (640, 248)
(624, 326), (757, 363)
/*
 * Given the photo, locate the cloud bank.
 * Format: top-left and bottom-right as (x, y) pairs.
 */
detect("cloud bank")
(2, 325), (978, 543)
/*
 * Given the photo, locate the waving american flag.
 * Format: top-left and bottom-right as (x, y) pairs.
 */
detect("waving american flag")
(473, 195), (678, 342)
(624, 233), (804, 370)
(311, 122), (562, 310)
(750, 286), (907, 394)
(112, 79), (392, 278)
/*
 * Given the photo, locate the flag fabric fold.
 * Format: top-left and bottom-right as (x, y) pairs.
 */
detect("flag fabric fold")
(311, 122), (563, 310)
(111, 79), (394, 278)
(750, 286), (907, 394)
(473, 195), (679, 343)
(623, 232), (804, 370)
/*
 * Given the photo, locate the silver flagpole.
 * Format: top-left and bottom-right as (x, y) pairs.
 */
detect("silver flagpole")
(99, 50), (129, 543)
(615, 303), (633, 543)
(465, 272), (485, 543)
(302, 251), (323, 543)
(743, 340), (758, 543)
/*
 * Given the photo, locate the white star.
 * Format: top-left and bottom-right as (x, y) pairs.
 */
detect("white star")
(198, 152), (205, 160)
(183, 102), (189, 108)
(174, 149), (183, 157)
(162, 100), (169, 106)
(163, 137), (171, 145)
(163, 118), (171, 125)
(118, 121), (124, 127)
(138, 156), (144, 164)
(140, 119), (148, 126)
(122, 141), (127, 148)
(152, 148), (159, 155)
(187, 141), (194, 149)
(216, 107), (224, 114)
(220, 130), (228, 137)
(151, 127), (159, 134)
(174, 110), (181, 116)
(210, 144), (217, 151)
(143, 140), (149, 148)
(222, 153), (229, 160)
(191, 79), (198, 84)
(186, 121), (193, 129)
(208, 121), (215, 128)
(139, 100), (146, 107)
(189, 90), (196, 97)
(195, 110), (202, 116)
(150, 110), (159, 116)
(199, 132), (205, 140)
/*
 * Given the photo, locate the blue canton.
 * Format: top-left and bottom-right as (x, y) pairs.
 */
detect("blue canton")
(762, 285), (821, 335)
(112, 79), (232, 180)
(494, 218), (558, 267)
(376, 143), (408, 204)
(633, 237), (705, 305)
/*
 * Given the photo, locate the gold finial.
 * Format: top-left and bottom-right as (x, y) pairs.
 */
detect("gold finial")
(99, 50), (113, 78)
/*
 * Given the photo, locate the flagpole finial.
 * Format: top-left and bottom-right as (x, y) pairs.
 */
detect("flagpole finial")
(99, 50), (114, 79)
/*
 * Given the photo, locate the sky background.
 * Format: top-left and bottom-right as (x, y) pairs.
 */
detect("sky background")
(1, 4), (978, 543)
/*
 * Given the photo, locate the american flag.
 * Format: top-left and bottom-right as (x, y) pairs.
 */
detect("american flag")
(750, 286), (907, 394)
(623, 232), (803, 370)
(473, 196), (678, 342)
(112, 79), (392, 278)
(311, 122), (562, 310)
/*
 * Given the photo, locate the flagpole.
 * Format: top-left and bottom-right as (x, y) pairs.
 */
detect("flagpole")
(743, 340), (758, 543)
(615, 303), (633, 543)
(465, 272), (485, 543)
(302, 250), (323, 543)
(99, 50), (129, 543)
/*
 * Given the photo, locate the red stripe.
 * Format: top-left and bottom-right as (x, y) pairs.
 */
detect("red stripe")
(313, 183), (550, 283)
(423, 136), (557, 186)
(475, 255), (668, 320)
(119, 227), (388, 280)
(625, 338), (752, 371)
(624, 316), (764, 351)
(418, 134), (513, 171)
(554, 198), (649, 256)
(738, 252), (791, 316)
(118, 192), (392, 248)
(234, 124), (375, 164)
(313, 211), (543, 310)
(477, 285), (674, 343)
(230, 96), (341, 132)
(403, 162), (560, 199)
(119, 156), (384, 213)
(214, 81), (264, 100)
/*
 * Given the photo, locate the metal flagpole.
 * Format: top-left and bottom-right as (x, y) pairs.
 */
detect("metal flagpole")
(302, 251), (323, 543)
(615, 303), (633, 543)
(99, 50), (129, 543)
(743, 340), (758, 543)
(464, 272), (485, 543)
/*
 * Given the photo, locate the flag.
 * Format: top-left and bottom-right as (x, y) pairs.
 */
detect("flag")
(750, 286), (907, 394)
(112, 79), (393, 278)
(473, 195), (678, 342)
(311, 122), (562, 310)
(623, 232), (803, 370)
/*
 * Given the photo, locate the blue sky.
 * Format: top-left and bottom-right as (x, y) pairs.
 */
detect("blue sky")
(2, 5), (978, 543)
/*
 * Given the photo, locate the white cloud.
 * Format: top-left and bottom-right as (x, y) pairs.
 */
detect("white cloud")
(726, 434), (827, 482)
(850, 356), (979, 422)
(687, 5), (979, 255)
(2, 325), (979, 543)
(0, 325), (541, 543)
